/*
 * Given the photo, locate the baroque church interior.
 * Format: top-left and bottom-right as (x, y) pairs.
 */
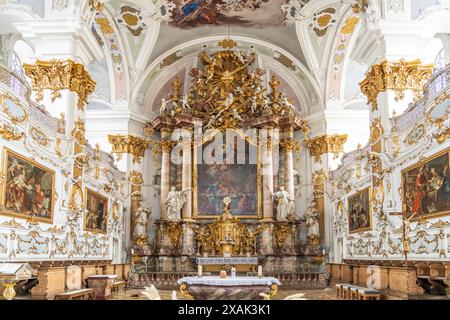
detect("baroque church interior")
(0, 0), (449, 302)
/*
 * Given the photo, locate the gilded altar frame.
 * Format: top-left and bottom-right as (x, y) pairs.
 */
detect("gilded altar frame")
(400, 147), (450, 220)
(0, 147), (56, 223)
(192, 128), (262, 220)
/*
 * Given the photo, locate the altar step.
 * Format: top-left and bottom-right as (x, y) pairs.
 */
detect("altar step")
(128, 271), (328, 289)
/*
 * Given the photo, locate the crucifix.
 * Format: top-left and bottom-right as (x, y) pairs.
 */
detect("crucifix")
(390, 211), (418, 268)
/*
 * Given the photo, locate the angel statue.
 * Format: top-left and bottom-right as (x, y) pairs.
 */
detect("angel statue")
(166, 186), (190, 220)
(280, 91), (296, 115)
(160, 97), (169, 115)
(181, 95), (191, 111)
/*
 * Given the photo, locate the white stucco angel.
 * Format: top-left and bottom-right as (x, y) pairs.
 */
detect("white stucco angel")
(166, 186), (190, 220)
(281, 91), (296, 114)
(249, 96), (258, 113)
(160, 97), (169, 115)
(269, 185), (293, 221)
(224, 92), (234, 108)
(181, 95), (191, 111)
(305, 200), (320, 238)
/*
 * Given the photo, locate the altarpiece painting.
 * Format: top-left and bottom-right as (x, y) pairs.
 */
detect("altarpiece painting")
(1, 148), (55, 223)
(194, 132), (261, 218)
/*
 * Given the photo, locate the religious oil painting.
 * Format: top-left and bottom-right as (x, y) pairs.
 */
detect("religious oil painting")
(1, 148), (55, 223)
(171, 0), (286, 28)
(402, 149), (450, 219)
(194, 134), (260, 218)
(347, 187), (371, 234)
(84, 188), (109, 234)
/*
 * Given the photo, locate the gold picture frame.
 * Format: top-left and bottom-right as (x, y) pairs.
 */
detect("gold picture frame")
(0, 147), (55, 223)
(401, 148), (450, 220)
(347, 187), (372, 234)
(83, 187), (109, 234)
(193, 128), (262, 220)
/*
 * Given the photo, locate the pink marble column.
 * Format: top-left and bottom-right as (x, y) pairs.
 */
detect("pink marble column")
(160, 129), (172, 220)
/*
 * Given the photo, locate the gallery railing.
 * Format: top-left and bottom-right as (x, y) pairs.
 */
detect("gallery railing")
(424, 63), (450, 98)
(393, 63), (449, 133)
(0, 63), (31, 101)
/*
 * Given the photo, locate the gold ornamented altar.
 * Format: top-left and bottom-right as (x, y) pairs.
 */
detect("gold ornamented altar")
(127, 42), (327, 287)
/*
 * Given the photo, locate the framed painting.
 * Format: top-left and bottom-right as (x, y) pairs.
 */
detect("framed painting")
(84, 188), (109, 234)
(401, 148), (450, 219)
(347, 187), (372, 234)
(193, 130), (261, 219)
(1, 147), (55, 223)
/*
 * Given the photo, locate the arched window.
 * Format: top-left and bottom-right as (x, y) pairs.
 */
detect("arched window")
(9, 52), (25, 94)
(434, 48), (445, 73)
(10, 52), (24, 78)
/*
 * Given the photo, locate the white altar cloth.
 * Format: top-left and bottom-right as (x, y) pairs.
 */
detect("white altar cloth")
(177, 276), (281, 286)
(196, 257), (258, 265)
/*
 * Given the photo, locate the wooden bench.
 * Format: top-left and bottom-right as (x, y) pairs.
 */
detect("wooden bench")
(357, 288), (381, 300)
(111, 280), (127, 293)
(341, 284), (354, 299)
(54, 288), (96, 300)
(335, 283), (343, 297)
(350, 286), (365, 300)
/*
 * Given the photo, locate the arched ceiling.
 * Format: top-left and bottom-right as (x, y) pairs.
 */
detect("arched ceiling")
(2, 0), (449, 121)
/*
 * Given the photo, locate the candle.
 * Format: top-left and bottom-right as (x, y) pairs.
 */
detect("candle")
(322, 249), (326, 255)
(198, 265), (203, 277)
(257, 265), (262, 277)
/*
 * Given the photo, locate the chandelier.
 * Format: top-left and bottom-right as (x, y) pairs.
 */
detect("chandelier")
(157, 45), (299, 130)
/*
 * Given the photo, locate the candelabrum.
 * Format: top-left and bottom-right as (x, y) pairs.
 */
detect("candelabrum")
(0, 274), (17, 300)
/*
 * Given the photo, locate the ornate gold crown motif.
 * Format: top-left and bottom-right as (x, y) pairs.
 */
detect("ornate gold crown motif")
(157, 45), (299, 130)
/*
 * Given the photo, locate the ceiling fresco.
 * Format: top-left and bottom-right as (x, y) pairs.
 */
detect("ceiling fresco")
(168, 0), (287, 28)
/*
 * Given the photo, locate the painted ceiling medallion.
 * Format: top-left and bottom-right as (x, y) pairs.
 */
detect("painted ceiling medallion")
(116, 6), (148, 37)
(309, 8), (336, 37)
(281, 0), (310, 25)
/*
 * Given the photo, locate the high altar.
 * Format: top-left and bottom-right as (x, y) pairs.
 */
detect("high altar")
(128, 44), (327, 286)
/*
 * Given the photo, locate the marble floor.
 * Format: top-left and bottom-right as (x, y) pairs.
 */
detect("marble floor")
(111, 287), (343, 300)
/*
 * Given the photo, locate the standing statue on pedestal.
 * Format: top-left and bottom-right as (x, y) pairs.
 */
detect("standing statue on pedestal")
(305, 200), (320, 238)
(133, 207), (152, 253)
(269, 185), (294, 221)
(133, 207), (151, 238)
(166, 186), (189, 220)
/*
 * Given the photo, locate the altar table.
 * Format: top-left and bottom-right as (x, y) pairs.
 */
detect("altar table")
(86, 275), (117, 300)
(177, 276), (281, 300)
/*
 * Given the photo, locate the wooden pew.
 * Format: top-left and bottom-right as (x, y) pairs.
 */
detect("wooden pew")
(54, 288), (96, 300)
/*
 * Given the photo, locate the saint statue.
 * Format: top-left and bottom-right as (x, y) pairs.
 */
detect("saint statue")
(166, 186), (189, 220)
(133, 207), (151, 238)
(305, 200), (320, 238)
(270, 185), (293, 221)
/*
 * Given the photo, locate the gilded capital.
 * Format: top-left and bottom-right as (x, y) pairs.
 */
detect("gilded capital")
(108, 134), (149, 163)
(359, 59), (433, 110)
(129, 170), (144, 186)
(306, 134), (348, 161)
(23, 59), (96, 110)
(280, 137), (302, 152)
